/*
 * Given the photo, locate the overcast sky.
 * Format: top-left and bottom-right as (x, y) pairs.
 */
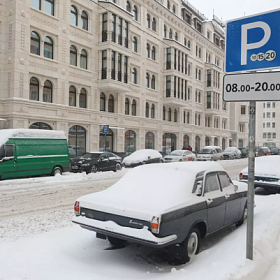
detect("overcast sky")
(188, 0), (280, 22)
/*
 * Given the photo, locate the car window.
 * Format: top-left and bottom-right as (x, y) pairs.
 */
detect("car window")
(100, 154), (108, 160)
(212, 149), (217, 154)
(216, 148), (222, 153)
(204, 173), (221, 193)
(218, 172), (232, 188)
(192, 178), (203, 194)
(106, 152), (116, 158)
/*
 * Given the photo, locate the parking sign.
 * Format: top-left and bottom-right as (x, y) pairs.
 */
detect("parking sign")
(226, 9), (280, 73)
(102, 125), (109, 134)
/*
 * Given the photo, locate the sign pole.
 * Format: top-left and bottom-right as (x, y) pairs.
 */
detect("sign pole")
(246, 101), (256, 260)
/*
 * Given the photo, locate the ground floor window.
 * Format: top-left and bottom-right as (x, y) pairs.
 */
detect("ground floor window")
(238, 139), (243, 148)
(145, 132), (154, 149)
(214, 137), (219, 146)
(195, 136), (200, 151)
(205, 136), (210, 146)
(162, 133), (176, 155)
(125, 130), (136, 154)
(29, 122), (52, 130)
(68, 125), (86, 157)
(99, 128), (114, 152)
(183, 135), (189, 149)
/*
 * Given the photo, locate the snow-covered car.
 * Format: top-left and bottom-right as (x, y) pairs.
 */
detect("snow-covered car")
(164, 150), (196, 162)
(196, 146), (224, 161)
(223, 147), (241, 160)
(122, 149), (163, 167)
(240, 155), (280, 190)
(72, 162), (248, 264)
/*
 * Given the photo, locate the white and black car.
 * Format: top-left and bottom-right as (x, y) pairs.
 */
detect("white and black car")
(72, 162), (247, 264)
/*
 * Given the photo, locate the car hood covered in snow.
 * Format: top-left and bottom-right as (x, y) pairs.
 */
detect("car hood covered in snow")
(122, 149), (162, 164)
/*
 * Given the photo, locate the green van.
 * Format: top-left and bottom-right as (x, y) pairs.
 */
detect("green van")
(0, 129), (70, 180)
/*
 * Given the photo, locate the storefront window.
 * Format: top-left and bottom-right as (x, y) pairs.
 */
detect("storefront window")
(29, 122), (52, 130)
(162, 133), (176, 155)
(99, 128), (113, 152)
(68, 125), (86, 157)
(183, 135), (189, 148)
(145, 132), (154, 149)
(125, 130), (136, 155)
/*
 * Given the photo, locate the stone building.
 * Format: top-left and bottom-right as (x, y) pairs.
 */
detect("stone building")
(0, 0), (248, 154)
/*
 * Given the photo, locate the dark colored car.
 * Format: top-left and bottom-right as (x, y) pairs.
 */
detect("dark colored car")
(70, 152), (122, 173)
(238, 147), (249, 158)
(260, 147), (271, 156)
(270, 147), (280, 155)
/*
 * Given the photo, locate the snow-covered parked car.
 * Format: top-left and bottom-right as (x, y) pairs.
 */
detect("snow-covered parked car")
(196, 146), (224, 161)
(72, 162), (248, 264)
(223, 147), (241, 160)
(240, 155), (280, 190)
(164, 150), (196, 162)
(122, 149), (164, 167)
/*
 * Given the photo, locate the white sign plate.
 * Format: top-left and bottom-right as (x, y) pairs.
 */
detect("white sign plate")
(223, 71), (280, 101)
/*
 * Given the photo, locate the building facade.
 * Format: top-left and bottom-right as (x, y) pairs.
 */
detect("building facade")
(0, 0), (248, 155)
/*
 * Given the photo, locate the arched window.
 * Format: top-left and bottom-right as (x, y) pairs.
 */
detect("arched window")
(68, 125), (86, 157)
(30, 77), (39, 101)
(175, 32), (178, 41)
(151, 75), (156, 89)
(152, 18), (156, 31)
(125, 130), (136, 154)
(164, 25), (167, 38)
(205, 137), (210, 146)
(172, 5), (176, 14)
(32, 0), (41, 10)
(162, 133), (176, 155)
(195, 136), (200, 151)
(183, 135), (189, 148)
(126, 1), (131, 12)
(214, 137), (219, 146)
(108, 94), (114, 113)
(132, 68), (137, 84)
(151, 104), (155, 119)
(147, 14), (151, 28)
(125, 98), (130, 115)
(163, 106), (166, 120)
(81, 11), (88, 31)
(132, 99), (136, 116)
(174, 109), (177, 122)
(43, 80), (52, 103)
(70, 45), (77, 66)
(168, 108), (171, 121)
(99, 128), (114, 152)
(30, 31), (40, 55)
(133, 6), (138, 21)
(69, 86), (76, 106)
(132, 37), (137, 52)
(169, 28), (173, 39)
(146, 73), (150, 88)
(146, 43), (150, 58)
(80, 49), (88, 69)
(44, 36), (53, 59)
(100, 92), (106, 111)
(145, 132), (154, 149)
(30, 122), (52, 130)
(167, 0), (170, 9)
(151, 46), (156, 60)
(146, 102), (149, 118)
(45, 0), (55, 16)
(79, 88), (87, 108)
(70, 5), (78, 26)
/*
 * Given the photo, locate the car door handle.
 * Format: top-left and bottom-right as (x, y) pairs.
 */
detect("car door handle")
(206, 198), (213, 205)
(225, 194), (230, 199)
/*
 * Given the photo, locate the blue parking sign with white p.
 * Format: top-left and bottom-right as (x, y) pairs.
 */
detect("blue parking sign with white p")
(102, 125), (109, 134)
(226, 9), (280, 73)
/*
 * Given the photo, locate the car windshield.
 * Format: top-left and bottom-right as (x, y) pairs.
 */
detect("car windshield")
(224, 147), (235, 152)
(271, 148), (278, 151)
(198, 149), (212, 154)
(80, 153), (100, 160)
(170, 150), (184, 156)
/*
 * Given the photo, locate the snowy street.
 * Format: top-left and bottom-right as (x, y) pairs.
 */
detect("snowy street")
(1, 159), (280, 280)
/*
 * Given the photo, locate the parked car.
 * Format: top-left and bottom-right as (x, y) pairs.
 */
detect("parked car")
(72, 162), (248, 264)
(196, 146), (224, 161)
(255, 147), (264, 157)
(0, 129), (70, 180)
(270, 147), (280, 155)
(240, 155), (280, 190)
(164, 150), (196, 162)
(223, 147), (241, 160)
(70, 152), (122, 173)
(122, 149), (164, 167)
(238, 147), (249, 158)
(261, 147), (271, 156)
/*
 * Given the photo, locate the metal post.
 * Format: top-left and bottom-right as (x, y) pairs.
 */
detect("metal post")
(246, 101), (256, 260)
(104, 133), (107, 152)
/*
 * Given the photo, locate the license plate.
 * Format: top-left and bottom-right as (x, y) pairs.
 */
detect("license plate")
(72, 166), (79, 169)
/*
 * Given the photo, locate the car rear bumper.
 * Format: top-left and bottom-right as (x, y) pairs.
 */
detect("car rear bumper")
(240, 179), (280, 189)
(72, 215), (177, 248)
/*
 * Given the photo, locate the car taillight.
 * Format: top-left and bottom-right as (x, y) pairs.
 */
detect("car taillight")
(151, 216), (161, 234)
(239, 173), (243, 179)
(74, 201), (80, 216)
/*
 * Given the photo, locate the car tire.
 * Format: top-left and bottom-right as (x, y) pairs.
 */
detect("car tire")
(91, 165), (98, 173)
(114, 163), (122, 172)
(52, 166), (62, 176)
(179, 159), (182, 162)
(236, 205), (247, 227)
(177, 227), (200, 264)
(107, 236), (127, 247)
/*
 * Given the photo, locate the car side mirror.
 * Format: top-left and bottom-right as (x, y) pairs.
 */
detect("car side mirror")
(234, 184), (238, 192)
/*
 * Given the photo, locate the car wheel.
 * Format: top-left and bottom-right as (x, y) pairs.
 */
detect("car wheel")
(91, 165), (98, 173)
(52, 166), (62, 176)
(107, 236), (127, 247)
(236, 205), (247, 227)
(178, 227), (200, 264)
(114, 163), (122, 172)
